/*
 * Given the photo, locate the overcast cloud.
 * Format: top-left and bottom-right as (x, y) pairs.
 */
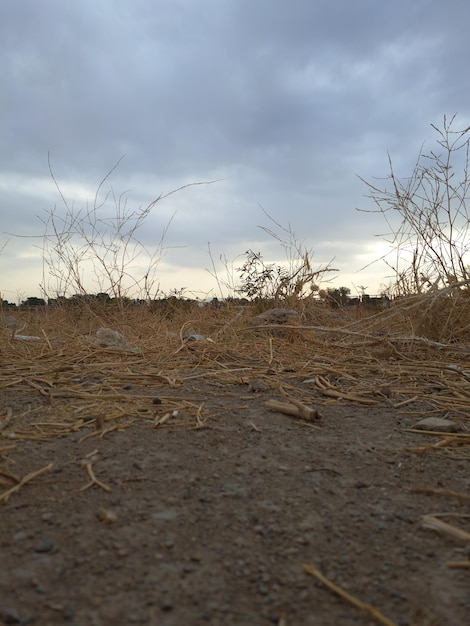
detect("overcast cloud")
(2, 0), (470, 302)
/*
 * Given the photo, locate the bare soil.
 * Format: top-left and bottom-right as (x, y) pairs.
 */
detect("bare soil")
(1, 312), (469, 626)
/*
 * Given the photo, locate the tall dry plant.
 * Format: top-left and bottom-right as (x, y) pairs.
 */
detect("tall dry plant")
(359, 114), (470, 295)
(236, 207), (337, 308)
(39, 156), (214, 308)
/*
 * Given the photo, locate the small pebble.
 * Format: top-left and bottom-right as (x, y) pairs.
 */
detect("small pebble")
(411, 417), (461, 433)
(35, 538), (54, 553)
(96, 508), (118, 524)
(248, 378), (269, 393)
(13, 531), (29, 542)
(0, 607), (20, 623)
(161, 598), (174, 611)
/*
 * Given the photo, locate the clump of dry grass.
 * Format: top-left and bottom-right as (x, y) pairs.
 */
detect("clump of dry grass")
(359, 115), (470, 297)
(345, 282), (470, 345)
(399, 285), (470, 343)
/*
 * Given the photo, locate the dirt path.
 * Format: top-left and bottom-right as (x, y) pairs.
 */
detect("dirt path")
(1, 382), (469, 626)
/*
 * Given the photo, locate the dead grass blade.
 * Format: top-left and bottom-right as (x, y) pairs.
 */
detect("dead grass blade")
(411, 487), (470, 502)
(265, 387), (321, 422)
(304, 563), (398, 626)
(265, 398), (320, 422)
(314, 375), (378, 405)
(447, 560), (470, 569)
(421, 515), (470, 542)
(80, 460), (112, 493)
(0, 463), (54, 503)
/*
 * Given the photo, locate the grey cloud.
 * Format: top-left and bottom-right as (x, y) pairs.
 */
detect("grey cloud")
(2, 0), (470, 298)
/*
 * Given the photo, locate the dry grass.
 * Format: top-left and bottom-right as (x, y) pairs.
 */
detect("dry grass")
(1, 292), (470, 451)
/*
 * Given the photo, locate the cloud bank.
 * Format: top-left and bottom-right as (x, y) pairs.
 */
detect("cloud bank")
(2, 0), (470, 301)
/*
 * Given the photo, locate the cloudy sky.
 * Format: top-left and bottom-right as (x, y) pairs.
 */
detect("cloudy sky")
(2, 0), (470, 302)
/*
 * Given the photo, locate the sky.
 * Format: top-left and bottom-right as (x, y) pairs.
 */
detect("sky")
(2, 0), (470, 303)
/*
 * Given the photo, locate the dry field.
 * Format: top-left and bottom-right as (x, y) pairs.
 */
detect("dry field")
(1, 296), (469, 626)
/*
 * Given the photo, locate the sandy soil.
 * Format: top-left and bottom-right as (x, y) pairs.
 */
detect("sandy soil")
(1, 311), (469, 626)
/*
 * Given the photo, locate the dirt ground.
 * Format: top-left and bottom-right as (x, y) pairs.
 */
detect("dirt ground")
(1, 310), (469, 626)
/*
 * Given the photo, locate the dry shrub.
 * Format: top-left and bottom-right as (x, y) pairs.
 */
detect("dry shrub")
(390, 285), (470, 344)
(359, 114), (470, 296)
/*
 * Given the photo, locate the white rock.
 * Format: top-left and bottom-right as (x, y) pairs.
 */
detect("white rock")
(411, 417), (461, 433)
(253, 308), (299, 325)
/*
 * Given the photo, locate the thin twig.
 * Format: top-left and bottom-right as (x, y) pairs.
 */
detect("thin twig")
(0, 463), (54, 503)
(304, 563), (398, 626)
(80, 461), (112, 493)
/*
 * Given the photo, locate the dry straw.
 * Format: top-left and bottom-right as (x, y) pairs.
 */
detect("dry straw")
(304, 562), (398, 626)
(1, 292), (470, 502)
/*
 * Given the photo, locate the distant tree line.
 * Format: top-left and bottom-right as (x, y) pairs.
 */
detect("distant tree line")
(325, 287), (390, 309)
(0, 293), (249, 310)
(1, 289), (390, 311)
